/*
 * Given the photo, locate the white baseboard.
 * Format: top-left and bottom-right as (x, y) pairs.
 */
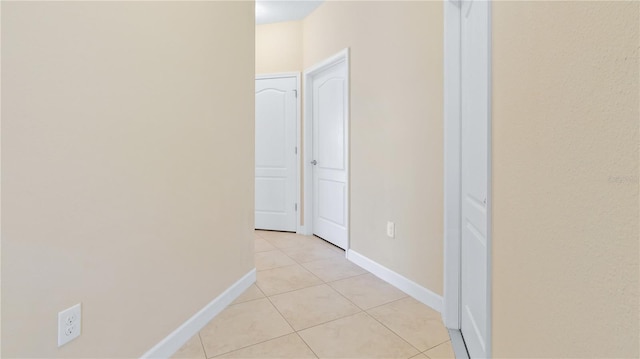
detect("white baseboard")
(346, 249), (443, 313)
(140, 268), (257, 359)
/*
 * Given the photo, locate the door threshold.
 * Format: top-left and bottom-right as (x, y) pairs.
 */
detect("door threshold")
(448, 329), (470, 359)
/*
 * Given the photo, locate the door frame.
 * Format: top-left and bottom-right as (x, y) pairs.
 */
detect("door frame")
(255, 72), (302, 233)
(443, 0), (492, 356)
(301, 48), (350, 251)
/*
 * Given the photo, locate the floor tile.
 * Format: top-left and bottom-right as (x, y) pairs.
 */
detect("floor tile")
(367, 297), (449, 351)
(301, 257), (367, 282)
(256, 264), (323, 296)
(280, 242), (344, 264)
(263, 233), (318, 249)
(255, 237), (276, 252)
(216, 333), (317, 358)
(298, 312), (419, 359)
(199, 298), (293, 357)
(423, 341), (455, 359)
(329, 273), (407, 310)
(270, 284), (361, 330)
(232, 284), (265, 304)
(256, 230), (296, 241)
(255, 250), (296, 271)
(172, 334), (206, 359)
(410, 354), (429, 359)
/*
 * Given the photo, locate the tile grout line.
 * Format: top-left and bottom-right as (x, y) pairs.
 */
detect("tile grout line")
(260, 291), (325, 358)
(364, 299), (452, 355)
(293, 332), (320, 359)
(208, 331), (297, 359)
(263, 291), (297, 332)
(263, 281), (367, 337)
(290, 309), (424, 359)
(214, 283), (347, 357)
(320, 272), (423, 356)
(291, 310), (364, 333)
(421, 338), (454, 354)
(363, 296), (450, 354)
(259, 232), (345, 265)
(200, 272), (296, 358)
(321, 266), (411, 318)
(258, 242), (335, 270)
(259, 233), (306, 248)
(281, 246), (346, 267)
(361, 310), (425, 356)
(256, 264), (324, 297)
(228, 295), (264, 306)
(323, 277), (370, 311)
(346, 275), (448, 354)
(253, 231), (448, 358)
(199, 232), (389, 358)
(265, 281), (328, 300)
(362, 293), (410, 311)
(300, 259), (370, 284)
(197, 332), (209, 359)
(259, 293), (322, 358)
(317, 271), (371, 285)
(325, 271), (374, 286)
(229, 284), (267, 306)
(325, 272), (408, 312)
(254, 248), (299, 272)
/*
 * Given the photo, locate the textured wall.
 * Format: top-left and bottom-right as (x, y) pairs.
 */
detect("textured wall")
(304, 1), (444, 294)
(492, 1), (639, 356)
(1, 2), (255, 357)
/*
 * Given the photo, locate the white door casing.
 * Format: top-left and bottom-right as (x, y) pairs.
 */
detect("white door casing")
(444, 0), (492, 358)
(255, 75), (299, 232)
(303, 49), (349, 250)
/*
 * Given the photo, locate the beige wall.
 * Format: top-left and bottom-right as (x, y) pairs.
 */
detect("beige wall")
(1, 2), (255, 357)
(492, 1), (639, 357)
(303, 1), (444, 293)
(256, 21), (303, 74)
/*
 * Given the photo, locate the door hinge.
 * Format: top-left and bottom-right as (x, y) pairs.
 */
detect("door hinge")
(293, 89), (298, 98)
(295, 146), (298, 154)
(295, 203), (298, 211)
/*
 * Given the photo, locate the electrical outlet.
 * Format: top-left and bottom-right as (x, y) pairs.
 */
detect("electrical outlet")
(58, 303), (81, 347)
(386, 221), (395, 238)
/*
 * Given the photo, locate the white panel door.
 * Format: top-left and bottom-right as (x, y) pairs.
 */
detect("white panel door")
(460, 0), (490, 357)
(255, 77), (297, 232)
(311, 61), (348, 249)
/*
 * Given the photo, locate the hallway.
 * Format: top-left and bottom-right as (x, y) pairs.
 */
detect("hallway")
(172, 231), (455, 359)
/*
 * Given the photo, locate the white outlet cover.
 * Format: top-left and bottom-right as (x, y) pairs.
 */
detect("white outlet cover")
(58, 303), (82, 347)
(387, 221), (395, 238)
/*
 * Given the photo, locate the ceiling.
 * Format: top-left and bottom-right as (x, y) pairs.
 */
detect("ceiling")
(255, 0), (324, 25)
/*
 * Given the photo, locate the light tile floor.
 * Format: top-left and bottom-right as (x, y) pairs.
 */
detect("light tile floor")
(172, 230), (455, 359)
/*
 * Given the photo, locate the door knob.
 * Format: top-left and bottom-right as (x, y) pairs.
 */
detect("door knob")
(311, 160), (317, 165)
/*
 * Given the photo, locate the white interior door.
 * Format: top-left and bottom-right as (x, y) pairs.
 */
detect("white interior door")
(310, 61), (348, 249)
(255, 76), (297, 232)
(460, 0), (490, 357)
